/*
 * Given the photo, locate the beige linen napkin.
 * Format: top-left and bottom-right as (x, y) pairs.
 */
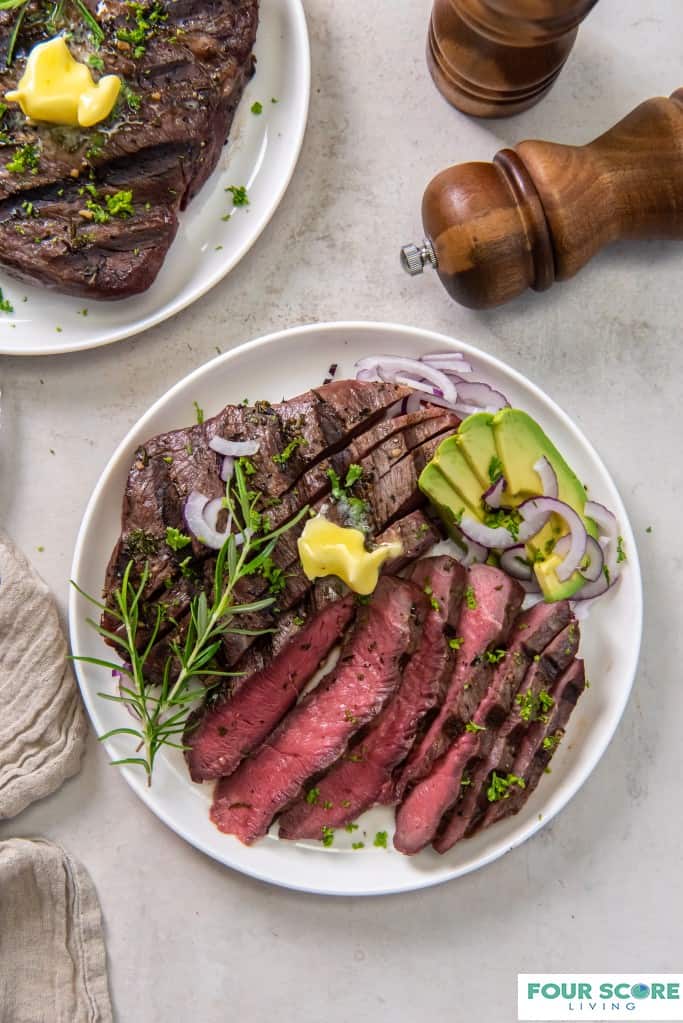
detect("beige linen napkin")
(0, 531), (87, 820)
(0, 838), (113, 1023)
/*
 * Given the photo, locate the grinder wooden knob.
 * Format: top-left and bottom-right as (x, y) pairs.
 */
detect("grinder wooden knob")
(428, 0), (600, 118)
(401, 90), (683, 309)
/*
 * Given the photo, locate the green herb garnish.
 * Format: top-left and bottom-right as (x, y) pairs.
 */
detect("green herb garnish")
(225, 185), (249, 207)
(465, 585), (477, 610)
(616, 535), (626, 564)
(165, 526), (192, 551)
(71, 460), (309, 784)
(272, 436), (305, 465)
(251, 101), (263, 115)
(373, 831), (388, 849)
(192, 400), (204, 425)
(465, 721), (485, 733)
(6, 143), (39, 175)
(488, 455), (503, 483)
(116, 0), (167, 58)
(321, 826), (335, 847)
(448, 637), (464, 650)
(0, 288), (14, 314)
(486, 771), (525, 803)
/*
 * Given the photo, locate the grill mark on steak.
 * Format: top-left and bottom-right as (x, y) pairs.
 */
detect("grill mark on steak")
(396, 564), (524, 798)
(392, 601), (573, 855)
(209, 577), (423, 845)
(0, 1), (259, 297)
(432, 619), (580, 853)
(185, 595), (356, 782)
(278, 556), (466, 840)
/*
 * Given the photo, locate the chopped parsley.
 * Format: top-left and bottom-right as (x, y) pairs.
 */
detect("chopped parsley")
(0, 288), (14, 314)
(117, 0), (168, 58)
(465, 721), (486, 733)
(292, 614), (305, 627)
(488, 455), (503, 483)
(260, 557), (286, 596)
(322, 800), (333, 810)
(465, 585), (477, 610)
(305, 788), (320, 805)
(373, 831), (388, 849)
(193, 400), (204, 425)
(225, 185), (249, 207)
(423, 583), (440, 612)
(251, 101), (263, 115)
(448, 636), (464, 650)
(321, 826), (335, 847)
(484, 648), (506, 664)
(616, 535), (627, 564)
(88, 54), (105, 71)
(325, 464), (368, 529)
(483, 506), (522, 540)
(165, 526), (192, 551)
(6, 144), (40, 175)
(344, 823), (359, 833)
(542, 733), (561, 752)
(272, 436), (306, 465)
(352, 841), (365, 850)
(516, 687), (555, 723)
(121, 84), (142, 112)
(486, 771), (526, 803)
(106, 190), (134, 217)
(646, 526), (652, 534)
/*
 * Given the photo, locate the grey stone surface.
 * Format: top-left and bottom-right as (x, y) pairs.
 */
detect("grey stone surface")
(0, 1), (681, 1020)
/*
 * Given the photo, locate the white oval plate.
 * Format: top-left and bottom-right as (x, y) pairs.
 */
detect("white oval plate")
(69, 322), (643, 895)
(0, 0), (309, 356)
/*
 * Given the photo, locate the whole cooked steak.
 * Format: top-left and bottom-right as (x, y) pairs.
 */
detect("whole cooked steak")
(0, 0), (259, 298)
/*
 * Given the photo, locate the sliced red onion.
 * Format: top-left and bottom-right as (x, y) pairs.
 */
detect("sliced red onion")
(220, 456), (234, 482)
(572, 568), (620, 602)
(452, 381), (509, 416)
(421, 352), (473, 374)
(185, 490), (239, 550)
(584, 500), (619, 585)
(554, 533), (604, 583)
(499, 544), (532, 581)
(460, 498), (553, 550)
(517, 497), (587, 582)
(457, 534), (488, 567)
(534, 456), (558, 499)
(354, 356), (459, 404)
(209, 437), (260, 458)
(483, 475), (506, 509)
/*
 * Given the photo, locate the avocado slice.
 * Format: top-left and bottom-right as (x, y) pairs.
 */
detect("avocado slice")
(429, 436), (484, 517)
(417, 463), (468, 536)
(455, 413), (498, 490)
(492, 408), (597, 600)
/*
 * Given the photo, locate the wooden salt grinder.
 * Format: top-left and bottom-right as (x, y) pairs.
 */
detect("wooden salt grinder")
(401, 90), (683, 309)
(428, 0), (599, 118)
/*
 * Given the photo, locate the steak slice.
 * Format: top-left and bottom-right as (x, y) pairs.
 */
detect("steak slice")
(396, 564), (524, 797)
(392, 601), (572, 855)
(478, 658), (586, 831)
(210, 577), (422, 845)
(433, 618), (580, 853)
(0, 0), (259, 297)
(278, 556), (466, 839)
(185, 595), (355, 782)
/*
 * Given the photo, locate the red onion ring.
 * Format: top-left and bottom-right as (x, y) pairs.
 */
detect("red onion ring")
(483, 475), (506, 509)
(517, 497), (587, 582)
(355, 356), (458, 404)
(421, 352), (473, 374)
(499, 544), (533, 581)
(209, 437), (260, 458)
(184, 491), (246, 550)
(220, 456), (234, 483)
(534, 456), (558, 499)
(554, 533), (604, 583)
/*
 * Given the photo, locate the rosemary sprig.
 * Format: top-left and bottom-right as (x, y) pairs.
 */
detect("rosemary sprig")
(72, 460), (309, 785)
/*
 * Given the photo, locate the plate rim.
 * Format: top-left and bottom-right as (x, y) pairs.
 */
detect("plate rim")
(69, 319), (644, 896)
(0, 0), (310, 357)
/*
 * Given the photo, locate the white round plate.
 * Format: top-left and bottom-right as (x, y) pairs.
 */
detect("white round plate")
(0, 1), (309, 357)
(69, 322), (643, 896)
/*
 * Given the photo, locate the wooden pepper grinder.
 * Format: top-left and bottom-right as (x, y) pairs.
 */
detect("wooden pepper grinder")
(428, 0), (599, 118)
(401, 90), (683, 309)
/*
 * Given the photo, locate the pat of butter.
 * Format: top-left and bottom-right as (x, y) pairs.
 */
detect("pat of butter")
(298, 514), (403, 596)
(6, 36), (121, 128)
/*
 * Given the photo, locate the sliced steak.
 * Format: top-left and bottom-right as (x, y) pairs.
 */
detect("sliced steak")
(0, 0), (259, 297)
(210, 577), (422, 845)
(433, 618), (580, 853)
(396, 564), (524, 797)
(392, 601), (572, 855)
(479, 658), (586, 830)
(185, 595), (355, 782)
(278, 556), (466, 839)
